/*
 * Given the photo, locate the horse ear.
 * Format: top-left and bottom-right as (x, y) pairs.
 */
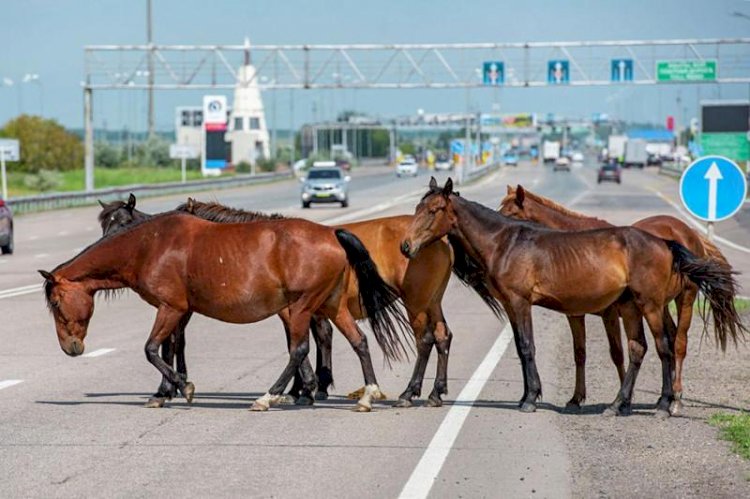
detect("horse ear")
(127, 193), (136, 210)
(442, 178), (454, 197)
(98, 199), (107, 208)
(429, 176), (438, 190)
(515, 185), (525, 208)
(186, 197), (195, 213)
(506, 185), (514, 195)
(38, 270), (55, 282)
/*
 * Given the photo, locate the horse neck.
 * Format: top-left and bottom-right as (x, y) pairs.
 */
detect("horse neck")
(56, 236), (135, 291)
(451, 196), (514, 266)
(527, 199), (612, 230)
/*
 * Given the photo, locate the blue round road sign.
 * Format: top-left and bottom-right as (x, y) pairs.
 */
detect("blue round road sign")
(679, 155), (747, 222)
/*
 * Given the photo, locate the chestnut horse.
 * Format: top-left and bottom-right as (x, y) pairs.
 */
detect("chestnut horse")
(401, 178), (743, 417)
(498, 185), (732, 414)
(98, 195), (455, 408)
(41, 211), (411, 412)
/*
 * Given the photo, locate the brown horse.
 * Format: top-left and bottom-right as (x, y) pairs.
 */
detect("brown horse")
(498, 184), (732, 414)
(98, 196), (455, 408)
(401, 178), (743, 417)
(41, 211), (411, 412)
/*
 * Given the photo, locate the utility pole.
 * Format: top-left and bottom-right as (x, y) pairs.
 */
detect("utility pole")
(146, 0), (155, 137)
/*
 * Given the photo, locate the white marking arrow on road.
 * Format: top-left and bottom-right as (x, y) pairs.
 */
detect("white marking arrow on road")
(704, 161), (723, 221)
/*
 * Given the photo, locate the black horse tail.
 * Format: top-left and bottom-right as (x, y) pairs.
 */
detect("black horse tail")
(335, 229), (412, 366)
(665, 240), (747, 350)
(448, 235), (506, 320)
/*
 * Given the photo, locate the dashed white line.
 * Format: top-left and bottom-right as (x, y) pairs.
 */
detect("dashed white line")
(399, 323), (513, 499)
(0, 284), (41, 300)
(82, 348), (116, 358)
(28, 235), (39, 241)
(33, 253), (49, 259)
(57, 231), (69, 236)
(0, 379), (24, 391)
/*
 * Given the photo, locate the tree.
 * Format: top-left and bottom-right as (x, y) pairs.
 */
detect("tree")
(0, 115), (84, 173)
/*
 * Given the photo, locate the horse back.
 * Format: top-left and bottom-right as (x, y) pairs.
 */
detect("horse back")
(633, 215), (705, 258)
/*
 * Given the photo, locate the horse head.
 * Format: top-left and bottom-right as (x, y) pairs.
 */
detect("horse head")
(98, 193), (142, 236)
(39, 270), (94, 357)
(401, 176), (457, 259)
(497, 184), (531, 220)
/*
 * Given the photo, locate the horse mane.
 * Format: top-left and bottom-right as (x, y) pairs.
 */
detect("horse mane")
(448, 234), (506, 320)
(175, 200), (286, 223)
(510, 187), (609, 224)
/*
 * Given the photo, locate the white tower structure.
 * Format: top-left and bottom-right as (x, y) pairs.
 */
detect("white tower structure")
(226, 38), (271, 168)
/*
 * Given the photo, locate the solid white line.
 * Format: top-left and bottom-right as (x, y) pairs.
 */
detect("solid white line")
(82, 348), (116, 358)
(568, 189), (591, 207)
(0, 379), (24, 391)
(33, 253), (49, 259)
(399, 323), (513, 499)
(650, 189), (750, 255)
(0, 284), (41, 300)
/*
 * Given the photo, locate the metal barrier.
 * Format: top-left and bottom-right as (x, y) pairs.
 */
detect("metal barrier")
(461, 162), (501, 184)
(7, 171), (292, 214)
(658, 162), (684, 178)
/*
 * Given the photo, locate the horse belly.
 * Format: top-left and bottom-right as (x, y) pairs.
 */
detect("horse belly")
(532, 267), (626, 315)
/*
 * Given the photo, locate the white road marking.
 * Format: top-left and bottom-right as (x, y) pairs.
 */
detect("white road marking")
(85, 226), (95, 232)
(323, 189), (426, 225)
(72, 247), (84, 254)
(82, 348), (116, 358)
(57, 231), (69, 236)
(28, 235), (39, 241)
(0, 379), (24, 391)
(650, 189), (750, 255)
(33, 253), (49, 259)
(399, 323), (513, 499)
(0, 284), (41, 300)
(568, 189), (591, 207)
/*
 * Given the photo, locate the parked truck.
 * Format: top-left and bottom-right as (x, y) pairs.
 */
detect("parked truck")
(624, 138), (648, 168)
(542, 141), (561, 163)
(607, 135), (628, 163)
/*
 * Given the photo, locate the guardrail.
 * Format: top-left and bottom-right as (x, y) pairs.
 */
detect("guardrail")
(658, 162), (684, 178)
(7, 171), (292, 215)
(460, 162), (501, 184)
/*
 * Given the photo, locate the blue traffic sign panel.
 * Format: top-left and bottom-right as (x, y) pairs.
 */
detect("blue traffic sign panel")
(483, 61), (504, 86)
(679, 155), (747, 222)
(611, 59), (633, 82)
(548, 60), (569, 84)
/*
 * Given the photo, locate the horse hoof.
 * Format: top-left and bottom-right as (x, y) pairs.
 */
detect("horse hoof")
(519, 402), (537, 413)
(602, 406), (618, 417)
(354, 403), (372, 413)
(374, 390), (388, 401)
(393, 398), (413, 408)
(563, 402), (582, 414)
(426, 396), (443, 408)
(180, 382), (195, 404)
(278, 394), (297, 406)
(655, 409), (671, 420)
(144, 397), (165, 408)
(347, 387), (365, 400)
(669, 399), (684, 417)
(295, 395), (314, 406)
(249, 401), (269, 412)
(314, 391), (329, 401)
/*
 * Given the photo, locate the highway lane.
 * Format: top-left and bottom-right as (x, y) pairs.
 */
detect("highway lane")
(1, 160), (749, 497)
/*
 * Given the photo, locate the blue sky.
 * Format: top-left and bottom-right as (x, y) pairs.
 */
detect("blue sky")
(1, 0), (749, 132)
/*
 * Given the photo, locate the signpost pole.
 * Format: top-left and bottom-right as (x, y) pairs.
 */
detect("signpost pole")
(707, 221), (715, 241)
(181, 157), (187, 184)
(1, 149), (7, 201)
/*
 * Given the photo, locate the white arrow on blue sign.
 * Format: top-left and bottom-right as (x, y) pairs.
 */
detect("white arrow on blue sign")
(679, 155), (747, 222)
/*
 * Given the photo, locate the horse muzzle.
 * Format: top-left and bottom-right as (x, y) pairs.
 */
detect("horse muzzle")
(400, 240), (415, 259)
(63, 338), (85, 357)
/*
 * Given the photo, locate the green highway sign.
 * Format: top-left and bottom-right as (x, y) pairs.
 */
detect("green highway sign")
(656, 60), (717, 82)
(701, 132), (750, 162)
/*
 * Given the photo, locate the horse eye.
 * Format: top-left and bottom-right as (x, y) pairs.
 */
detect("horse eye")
(111, 216), (116, 221)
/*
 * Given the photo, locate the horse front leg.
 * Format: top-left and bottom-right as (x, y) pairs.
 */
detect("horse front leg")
(643, 303), (675, 418)
(601, 306), (625, 384)
(511, 299), (541, 413)
(395, 311), (432, 408)
(144, 306), (194, 408)
(149, 312), (193, 407)
(427, 319), (453, 408)
(565, 315), (586, 412)
(311, 316), (334, 400)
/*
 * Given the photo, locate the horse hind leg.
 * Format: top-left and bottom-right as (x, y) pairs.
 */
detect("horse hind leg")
(604, 301), (646, 417)
(643, 303), (675, 418)
(394, 311), (432, 408)
(601, 306), (625, 384)
(565, 315), (586, 412)
(670, 287), (696, 416)
(311, 316), (334, 400)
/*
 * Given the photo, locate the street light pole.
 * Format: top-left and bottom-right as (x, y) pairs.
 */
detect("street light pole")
(146, 0), (155, 137)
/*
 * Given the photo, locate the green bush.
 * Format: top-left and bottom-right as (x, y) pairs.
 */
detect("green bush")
(23, 169), (62, 191)
(235, 161), (252, 173)
(256, 158), (276, 173)
(95, 141), (122, 169)
(0, 115), (83, 173)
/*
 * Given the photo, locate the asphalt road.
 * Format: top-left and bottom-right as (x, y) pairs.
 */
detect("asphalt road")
(1, 161), (749, 498)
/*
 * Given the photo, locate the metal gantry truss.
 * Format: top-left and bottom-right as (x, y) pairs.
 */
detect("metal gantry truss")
(84, 38), (750, 90)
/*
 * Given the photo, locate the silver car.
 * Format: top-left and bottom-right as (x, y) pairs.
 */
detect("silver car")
(300, 167), (351, 208)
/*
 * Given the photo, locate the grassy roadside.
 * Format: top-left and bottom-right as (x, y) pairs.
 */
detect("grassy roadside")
(669, 297), (750, 315)
(6, 167), (207, 197)
(709, 413), (750, 460)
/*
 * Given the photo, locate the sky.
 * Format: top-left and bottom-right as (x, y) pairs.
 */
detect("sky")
(1, 0), (750, 133)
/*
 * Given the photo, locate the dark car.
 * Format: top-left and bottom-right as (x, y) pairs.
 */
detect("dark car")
(335, 158), (352, 171)
(647, 153), (662, 166)
(0, 197), (13, 254)
(597, 162), (621, 184)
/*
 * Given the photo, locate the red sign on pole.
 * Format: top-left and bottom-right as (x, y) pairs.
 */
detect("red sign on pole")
(666, 115), (675, 131)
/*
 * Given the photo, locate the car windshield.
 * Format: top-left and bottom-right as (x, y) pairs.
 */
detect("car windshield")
(601, 164), (618, 171)
(308, 169), (341, 179)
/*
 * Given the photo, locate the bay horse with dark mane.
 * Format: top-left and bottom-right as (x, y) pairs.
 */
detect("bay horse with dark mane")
(41, 211), (411, 412)
(498, 185), (733, 415)
(401, 177), (743, 417)
(97, 195), (455, 408)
